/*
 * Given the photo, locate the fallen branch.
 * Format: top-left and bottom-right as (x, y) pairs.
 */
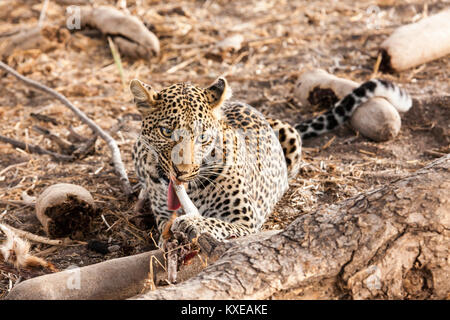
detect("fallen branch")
(78, 6), (160, 60)
(0, 61), (133, 196)
(5, 153), (448, 299)
(295, 69), (403, 141)
(32, 125), (75, 155)
(0, 223), (82, 246)
(131, 154), (449, 300)
(0, 129), (97, 162)
(30, 112), (59, 125)
(35, 183), (97, 239)
(4, 230), (279, 300)
(68, 125), (91, 143)
(380, 9), (450, 73)
(0, 134), (75, 162)
(38, 0), (50, 29)
(72, 134), (97, 159)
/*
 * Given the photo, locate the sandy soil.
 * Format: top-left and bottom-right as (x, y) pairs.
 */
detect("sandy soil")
(0, 0), (448, 298)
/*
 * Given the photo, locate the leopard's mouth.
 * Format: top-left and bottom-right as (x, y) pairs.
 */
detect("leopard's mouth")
(172, 167), (200, 183)
(173, 173), (198, 183)
(167, 176), (193, 211)
(167, 178), (181, 211)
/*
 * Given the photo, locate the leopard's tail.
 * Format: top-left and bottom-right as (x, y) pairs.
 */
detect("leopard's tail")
(295, 79), (412, 139)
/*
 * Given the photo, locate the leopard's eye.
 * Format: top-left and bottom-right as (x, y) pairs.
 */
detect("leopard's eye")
(159, 126), (172, 138)
(196, 131), (211, 145)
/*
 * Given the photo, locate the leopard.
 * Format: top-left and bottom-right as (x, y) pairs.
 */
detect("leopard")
(130, 77), (411, 242)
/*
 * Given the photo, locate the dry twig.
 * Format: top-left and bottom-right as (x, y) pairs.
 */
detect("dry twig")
(0, 222), (84, 246)
(32, 125), (75, 155)
(0, 61), (133, 196)
(0, 134), (75, 162)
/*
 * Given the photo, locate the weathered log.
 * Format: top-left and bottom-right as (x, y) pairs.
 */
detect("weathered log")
(380, 10), (450, 73)
(5, 251), (162, 300)
(132, 154), (449, 300)
(4, 230), (279, 300)
(5, 155), (448, 300)
(295, 69), (402, 141)
(78, 6), (160, 59)
(35, 183), (96, 238)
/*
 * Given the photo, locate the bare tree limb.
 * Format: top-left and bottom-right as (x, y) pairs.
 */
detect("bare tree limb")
(5, 149), (448, 300)
(131, 154), (449, 300)
(32, 125), (75, 155)
(0, 134), (75, 162)
(3, 230), (280, 300)
(0, 223), (85, 246)
(0, 61), (133, 196)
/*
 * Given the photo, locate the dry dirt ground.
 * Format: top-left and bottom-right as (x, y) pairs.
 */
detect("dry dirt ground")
(0, 0), (449, 299)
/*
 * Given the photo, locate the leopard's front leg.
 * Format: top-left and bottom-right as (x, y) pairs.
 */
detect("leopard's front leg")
(170, 214), (256, 241)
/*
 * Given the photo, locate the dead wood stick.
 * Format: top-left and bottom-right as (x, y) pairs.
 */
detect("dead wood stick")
(38, 0), (50, 29)
(4, 248), (195, 300)
(72, 134), (97, 159)
(380, 9), (450, 72)
(0, 134), (75, 162)
(0, 61), (133, 196)
(0, 223), (83, 246)
(21, 191), (36, 205)
(295, 69), (403, 141)
(4, 230), (280, 300)
(0, 199), (35, 207)
(131, 154), (449, 300)
(30, 112), (59, 125)
(68, 125), (90, 143)
(424, 150), (446, 158)
(32, 125), (75, 155)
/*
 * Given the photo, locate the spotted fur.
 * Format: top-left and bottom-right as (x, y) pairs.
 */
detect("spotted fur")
(131, 78), (291, 241)
(295, 79), (412, 138)
(130, 77), (411, 242)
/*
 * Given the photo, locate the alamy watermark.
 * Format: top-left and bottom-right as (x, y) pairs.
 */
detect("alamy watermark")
(155, 123), (282, 170)
(66, 5), (81, 30)
(65, 264), (81, 290)
(366, 5), (381, 30)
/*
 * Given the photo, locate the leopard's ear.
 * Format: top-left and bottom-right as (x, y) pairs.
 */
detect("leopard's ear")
(204, 77), (232, 109)
(130, 79), (158, 115)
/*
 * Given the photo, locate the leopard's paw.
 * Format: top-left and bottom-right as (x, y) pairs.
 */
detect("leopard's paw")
(170, 215), (201, 241)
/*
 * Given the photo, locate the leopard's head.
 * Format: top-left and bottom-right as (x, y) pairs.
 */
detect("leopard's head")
(130, 77), (231, 182)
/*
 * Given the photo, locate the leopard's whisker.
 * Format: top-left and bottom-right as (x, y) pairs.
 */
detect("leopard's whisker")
(197, 170), (237, 182)
(195, 173), (228, 193)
